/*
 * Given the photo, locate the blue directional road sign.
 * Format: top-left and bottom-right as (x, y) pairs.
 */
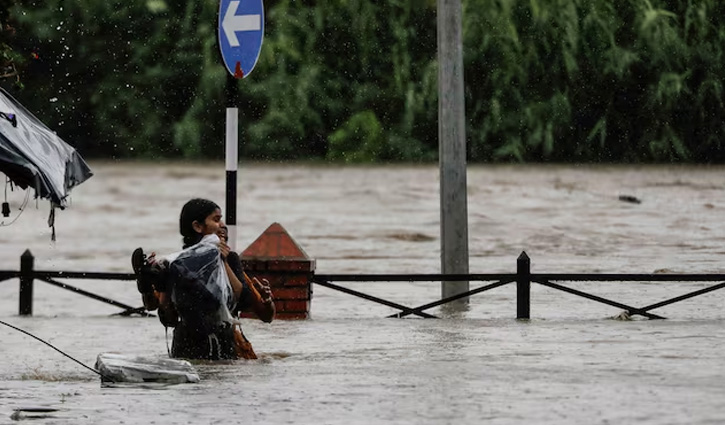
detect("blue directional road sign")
(218, 0), (264, 79)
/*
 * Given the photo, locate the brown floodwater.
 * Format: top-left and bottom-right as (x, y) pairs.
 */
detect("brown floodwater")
(0, 162), (724, 424)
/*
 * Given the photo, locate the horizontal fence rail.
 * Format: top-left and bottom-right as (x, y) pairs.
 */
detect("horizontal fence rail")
(0, 271), (19, 282)
(314, 252), (725, 319)
(314, 273), (725, 282)
(33, 271), (137, 281)
(3, 250), (147, 317)
(2, 250), (724, 319)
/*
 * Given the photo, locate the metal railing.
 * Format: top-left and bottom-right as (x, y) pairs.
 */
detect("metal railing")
(1, 250), (147, 316)
(314, 252), (725, 319)
(3, 250), (724, 319)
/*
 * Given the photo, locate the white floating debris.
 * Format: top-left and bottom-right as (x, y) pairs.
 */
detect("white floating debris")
(612, 311), (632, 321)
(95, 353), (200, 386)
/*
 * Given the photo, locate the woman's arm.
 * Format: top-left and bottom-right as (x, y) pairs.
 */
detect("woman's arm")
(221, 247), (275, 322)
(219, 240), (244, 303)
(224, 261), (244, 301)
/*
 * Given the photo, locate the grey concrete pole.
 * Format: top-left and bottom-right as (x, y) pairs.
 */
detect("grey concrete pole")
(438, 0), (469, 303)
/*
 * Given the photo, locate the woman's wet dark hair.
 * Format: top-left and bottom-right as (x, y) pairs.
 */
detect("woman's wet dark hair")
(179, 198), (220, 248)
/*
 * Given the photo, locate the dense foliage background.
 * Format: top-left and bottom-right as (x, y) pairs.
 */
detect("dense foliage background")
(1, 0), (724, 162)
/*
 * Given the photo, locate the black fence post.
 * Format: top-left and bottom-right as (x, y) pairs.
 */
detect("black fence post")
(19, 249), (34, 316)
(517, 251), (530, 320)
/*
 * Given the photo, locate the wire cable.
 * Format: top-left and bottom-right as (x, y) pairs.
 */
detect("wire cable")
(0, 318), (114, 382)
(0, 187), (31, 227)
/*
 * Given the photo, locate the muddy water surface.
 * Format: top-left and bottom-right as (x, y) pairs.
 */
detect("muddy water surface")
(1, 162), (724, 424)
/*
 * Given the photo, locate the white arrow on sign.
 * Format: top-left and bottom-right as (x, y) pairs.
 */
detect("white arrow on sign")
(223, 1), (261, 47)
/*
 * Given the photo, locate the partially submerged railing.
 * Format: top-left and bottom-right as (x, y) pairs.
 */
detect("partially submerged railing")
(314, 252), (725, 319)
(1, 250), (147, 316)
(2, 250), (724, 319)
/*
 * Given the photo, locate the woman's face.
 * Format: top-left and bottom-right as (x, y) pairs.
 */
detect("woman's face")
(194, 208), (224, 236)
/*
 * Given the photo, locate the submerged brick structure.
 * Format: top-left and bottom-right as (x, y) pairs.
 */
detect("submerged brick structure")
(240, 222), (314, 320)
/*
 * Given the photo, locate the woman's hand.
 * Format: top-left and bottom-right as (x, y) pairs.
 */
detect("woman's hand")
(218, 240), (230, 260)
(249, 276), (275, 323)
(252, 277), (273, 303)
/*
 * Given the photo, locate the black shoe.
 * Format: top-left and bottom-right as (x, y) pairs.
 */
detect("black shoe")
(132, 247), (146, 273)
(132, 247), (154, 294)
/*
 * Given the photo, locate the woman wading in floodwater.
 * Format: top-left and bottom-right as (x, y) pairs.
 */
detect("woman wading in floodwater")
(133, 198), (275, 360)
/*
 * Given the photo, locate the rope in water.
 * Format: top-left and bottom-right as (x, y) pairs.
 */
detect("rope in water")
(0, 318), (113, 381)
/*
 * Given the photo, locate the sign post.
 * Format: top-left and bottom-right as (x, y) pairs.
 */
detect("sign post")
(438, 0), (469, 305)
(218, 0), (264, 251)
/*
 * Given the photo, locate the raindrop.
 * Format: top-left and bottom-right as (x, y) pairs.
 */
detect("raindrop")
(49, 97), (58, 103)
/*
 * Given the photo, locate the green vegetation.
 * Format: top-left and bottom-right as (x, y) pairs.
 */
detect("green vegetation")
(2, 0), (724, 162)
